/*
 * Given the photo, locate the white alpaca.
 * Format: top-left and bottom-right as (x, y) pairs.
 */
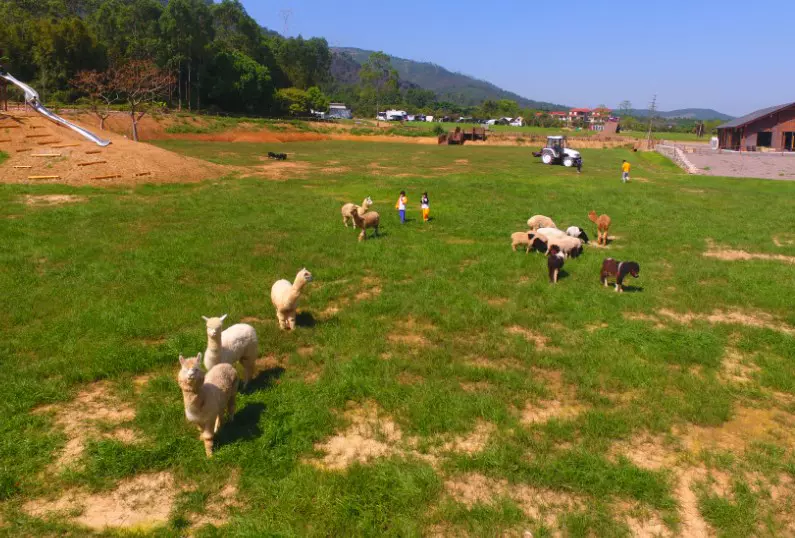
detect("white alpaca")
(202, 314), (258, 387)
(527, 215), (556, 231)
(178, 353), (238, 458)
(271, 268), (313, 330)
(341, 197), (373, 228)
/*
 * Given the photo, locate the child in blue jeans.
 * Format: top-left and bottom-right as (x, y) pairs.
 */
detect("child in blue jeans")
(395, 190), (407, 223)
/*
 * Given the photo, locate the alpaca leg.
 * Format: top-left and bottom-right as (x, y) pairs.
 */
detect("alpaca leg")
(201, 427), (215, 457)
(512, 244), (517, 252)
(227, 391), (236, 422)
(358, 230), (365, 242)
(288, 312), (296, 330)
(276, 311), (287, 330)
(343, 215), (349, 227)
(242, 356), (255, 387)
(214, 412), (223, 433)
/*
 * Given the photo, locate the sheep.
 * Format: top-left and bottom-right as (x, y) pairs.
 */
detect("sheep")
(350, 205), (380, 241)
(341, 196), (373, 228)
(566, 226), (590, 244)
(546, 235), (584, 259)
(271, 268), (313, 330)
(527, 215), (556, 230)
(511, 231), (535, 253)
(177, 353), (238, 458)
(536, 227), (568, 240)
(588, 210), (612, 245)
(202, 314), (258, 387)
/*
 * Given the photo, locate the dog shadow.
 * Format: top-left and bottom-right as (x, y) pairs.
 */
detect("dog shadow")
(217, 402), (265, 448)
(621, 285), (644, 293)
(296, 311), (316, 328)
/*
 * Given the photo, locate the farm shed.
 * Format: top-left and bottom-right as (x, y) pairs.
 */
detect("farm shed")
(717, 102), (795, 151)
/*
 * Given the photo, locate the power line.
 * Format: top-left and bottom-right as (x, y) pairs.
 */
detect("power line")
(279, 9), (293, 36)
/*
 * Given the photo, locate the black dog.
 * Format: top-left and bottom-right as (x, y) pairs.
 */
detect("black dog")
(600, 258), (640, 292)
(547, 244), (565, 283)
(267, 152), (287, 160)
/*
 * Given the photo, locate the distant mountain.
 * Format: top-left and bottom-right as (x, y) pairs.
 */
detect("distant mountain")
(331, 47), (567, 110)
(620, 108), (733, 121)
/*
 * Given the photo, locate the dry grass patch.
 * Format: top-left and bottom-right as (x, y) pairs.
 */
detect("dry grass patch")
(23, 194), (88, 206)
(657, 308), (795, 335)
(24, 472), (177, 530)
(252, 160), (313, 180)
(610, 433), (680, 471)
(719, 342), (761, 384)
(773, 234), (795, 247)
(388, 318), (434, 347)
(505, 325), (556, 351)
(190, 471), (241, 531)
(444, 237), (475, 245)
(460, 381), (493, 393)
(32, 381), (139, 468)
(438, 421), (495, 455)
(396, 371), (424, 385)
(679, 406), (795, 453)
(704, 238), (795, 265)
(520, 399), (585, 425)
(444, 472), (582, 529)
(483, 296), (509, 307)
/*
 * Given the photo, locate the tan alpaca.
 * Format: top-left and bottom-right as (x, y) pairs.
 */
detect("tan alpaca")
(511, 231), (535, 253)
(588, 210), (612, 245)
(177, 353), (238, 457)
(270, 268), (313, 330)
(341, 196), (373, 228)
(351, 205), (380, 241)
(201, 314), (258, 388)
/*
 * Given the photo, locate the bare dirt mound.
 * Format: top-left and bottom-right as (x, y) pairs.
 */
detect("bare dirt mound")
(1, 112), (229, 186)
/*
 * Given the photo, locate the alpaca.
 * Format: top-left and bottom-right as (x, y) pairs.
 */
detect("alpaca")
(271, 268), (313, 330)
(600, 258), (640, 292)
(177, 353), (238, 458)
(588, 211), (612, 245)
(527, 215), (556, 231)
(350, 205), (380, 241)
(511, 231), (535, 253)
(547, 245), (565, 283)
(566, 226), (589, 244)
(341, 196), (373, 228)
(202, 314), (258, 387)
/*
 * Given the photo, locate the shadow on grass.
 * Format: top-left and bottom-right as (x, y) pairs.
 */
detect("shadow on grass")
(218, 402), (266, 448)
(621, 285), (644, 293)
(296, 311), (316, 328)
(246, 365), (285, 393)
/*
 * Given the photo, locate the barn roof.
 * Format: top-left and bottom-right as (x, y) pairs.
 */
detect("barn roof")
(717, 102), (795, 129)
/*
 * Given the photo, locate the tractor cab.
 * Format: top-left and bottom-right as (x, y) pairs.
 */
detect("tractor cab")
(547, 136), (566, 158)
(533, 135), (581, 168)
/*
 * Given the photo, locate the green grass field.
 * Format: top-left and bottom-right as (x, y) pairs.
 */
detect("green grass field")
(1, 141), (794, 537)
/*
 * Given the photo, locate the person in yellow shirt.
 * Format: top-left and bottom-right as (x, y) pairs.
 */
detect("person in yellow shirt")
(621, 160), (631, 183)
(395, 191), (407, 223)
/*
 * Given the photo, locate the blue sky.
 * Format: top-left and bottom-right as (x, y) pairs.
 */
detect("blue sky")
(240, 0), (794, 116)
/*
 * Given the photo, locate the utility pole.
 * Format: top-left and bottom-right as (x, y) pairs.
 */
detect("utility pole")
(279, 9), (293, 36)
(646, 94), (657, 148)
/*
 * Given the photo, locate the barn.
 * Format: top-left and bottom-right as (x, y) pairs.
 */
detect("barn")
(717, 102), (795, 151)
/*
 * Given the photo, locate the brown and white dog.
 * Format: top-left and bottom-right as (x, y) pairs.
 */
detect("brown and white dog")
(600, 258), (640, 292)
(547, 244), (565, 283)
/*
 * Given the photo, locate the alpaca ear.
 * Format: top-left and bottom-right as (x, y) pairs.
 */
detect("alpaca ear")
(201, 316), (209, 321)
(196, 352), (203, 362)
(220, 314), (228, 321)
(179, 355), (186, 366)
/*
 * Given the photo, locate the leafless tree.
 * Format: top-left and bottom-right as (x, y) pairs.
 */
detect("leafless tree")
(72, 70), (116, 130)
(111, 60), (174, 142)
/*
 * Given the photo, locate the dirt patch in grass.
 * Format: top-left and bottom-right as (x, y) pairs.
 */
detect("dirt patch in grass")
(680, 406), (795, 453)
(677, 468), (714, 537)
(505, 325), (555, 351)
(396, 371), (424, 385)
(483, 296), (509, 307)
(32, 381), (139, 468)
(190, 471), (240, 531)
(704, 239), (795, 265)
(388, 318), (434, 347)
(454, 159), (469, 165)
(250, 160), (314, 180)
(320, 166), (351, 174)
(520, 399), (584, 425)
(586, 322), (609, 332)
(444, 237), (475, 245)
(773, 234), (795, 247)
(355, 276), (382, 301)
(681, 188), (705, 194)
(297, 346), (314, 357)
(240, 316), (267, 324)
(444, 472), (581, 529)
(23, 194), (88, 206)
(719, 341), (760, 384)
(657, 308), (795, 335)
(24, 472), (177, 530)
(610, 434), (679, 471)
(632, 176), (652, 183)
(438, 421), (495, 455)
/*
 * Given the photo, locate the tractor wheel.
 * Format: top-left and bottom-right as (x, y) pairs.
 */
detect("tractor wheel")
(563, 157), (574, 167)
(541, 153), (554, 165)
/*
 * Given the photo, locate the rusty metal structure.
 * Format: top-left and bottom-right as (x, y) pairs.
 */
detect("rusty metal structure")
(437, 126), (487, 145)
(717, 102), (795, 151)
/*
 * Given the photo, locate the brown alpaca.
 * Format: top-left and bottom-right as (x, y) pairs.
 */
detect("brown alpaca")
(588, 210), (612, 245)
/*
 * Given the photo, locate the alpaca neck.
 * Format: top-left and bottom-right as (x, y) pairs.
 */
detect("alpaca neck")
(292, 278), (307, 293)
(206, 335), (221, 352)
(181, 383), (205, 415)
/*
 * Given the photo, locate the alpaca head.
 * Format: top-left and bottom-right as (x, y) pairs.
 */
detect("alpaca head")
(362, 196), (373, 209)
(296, 268), (313, 285)
(178, 353), (205, 390)
(588, 210), (597, 223)
(202, 314), (228, 339)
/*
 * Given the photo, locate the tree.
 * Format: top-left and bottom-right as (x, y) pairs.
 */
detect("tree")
(206, 48), (272, 114)
(618, 100), (632, 116)
(359, 51), (398, 120)
(276, 87), (309, 116)
(111, 60), (174, 141)
(305, 86), (329, 112)
(72, 69), (116, 130)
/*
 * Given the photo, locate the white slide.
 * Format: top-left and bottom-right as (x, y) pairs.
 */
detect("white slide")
(1, 70), (111, 147)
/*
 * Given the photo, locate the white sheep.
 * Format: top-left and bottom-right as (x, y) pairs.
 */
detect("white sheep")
(546, 235), (583, 259)
(536, 227), (568, 240)
(350, 206), (380, 241)
(565, 226), (590, 244)
(527, 215), (556, 230)
(202, 314), (258, 387)
(271, 268), (313, 330)
(341, 196), (373, 228)
(178, 353), (238, 458)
